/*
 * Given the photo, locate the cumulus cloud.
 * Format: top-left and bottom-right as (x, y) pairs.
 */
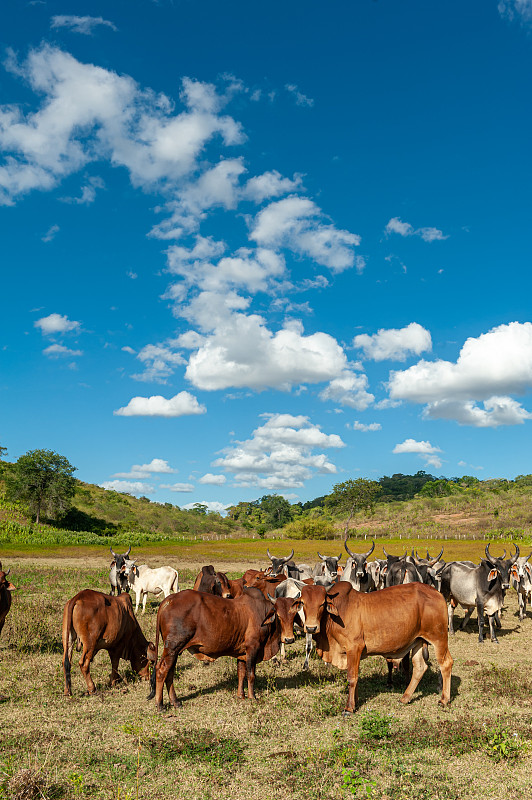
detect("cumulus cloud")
(114, 391), (206, 417)
(198, 473), (226, 485)
(0, 46), (244, 204)
(50, 15), (118, 34)
(349, 421), (382, 432)
(60, 175), (104, 205)
(99, 480), (154, 495)
(385, 217), (447, 242)
(43, 344), (83, 358)
(184, 314), (347, 391)
(131, 344), (186, 383)
(213, 412), (344, 490)
(423, 396), (532, 428)
(160, 482), (194, 492)
(35, 313), (80, 335)
(112, 458), (177, 479)
(354, 322), (432, 362)
(319, 370), (374, 410)
(393, 438), (443, 470)
(250, 196), (360, 272)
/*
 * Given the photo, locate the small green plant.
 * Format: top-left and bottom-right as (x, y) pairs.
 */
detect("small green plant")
(341, 767), (376, 797)
(359, 709), (393, 740)
(68, 772), (85, 795)
(485, 725), (523, 761)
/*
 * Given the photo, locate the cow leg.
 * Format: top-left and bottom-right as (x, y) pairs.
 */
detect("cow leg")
(400, 643), (427, 705)
(154, 639), (188, 711)
(303, 634), (313, 670)
(431, 640), (453, 707)
(343, 646), (362, 714)
(447, 603), (455, 635)
(279, 641), (286, 661)
(236, 659), (246, 698)
(134, 591), (140, 615)
(108, 649), (122, 687)
(142, 592), (148, 614)
(476, 602), (485, 643)
(79, 647), (97, 694)
(488, 614), (499, 644)
(518, 592), (525, 621)
(386, 659), (393, 687)
(245, 647), (260, 700)
(494, 611), (502, 629)
(63, 633), (76, 696)
(459, 607), (474, 631)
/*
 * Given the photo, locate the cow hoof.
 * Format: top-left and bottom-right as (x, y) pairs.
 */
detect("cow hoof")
(171, 701), (183, 709)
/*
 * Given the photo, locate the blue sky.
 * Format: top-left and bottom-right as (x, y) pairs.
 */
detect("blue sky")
(2, 0), (532, 512)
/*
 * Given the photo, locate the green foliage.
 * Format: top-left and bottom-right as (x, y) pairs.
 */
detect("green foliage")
(282, 516), (336, 539)
(378, 471), (436, 501)
(326, 478), (381, 539)
(485, 725), (524, 761)
(418, 479), (454, 498)
(6, 449), (76, 524)
(358, 710), (393, 740)
(259, 494), (293, 528)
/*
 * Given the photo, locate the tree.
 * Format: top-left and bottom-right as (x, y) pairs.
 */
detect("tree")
(190, 503), (208, 515)
(6, 449), (76, 524)
(326, 478), (381, 540)
(259, 494), (293, 528)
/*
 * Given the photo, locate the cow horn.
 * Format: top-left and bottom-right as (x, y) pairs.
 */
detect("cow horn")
(266, 592), (277, 603)
(525, 550), (532, 563)
(345, 540), (356, 558)
(383, 547), (389, 558)
(267, 548), (274, 561)
(364, 540), (375, 559)
(125, 546), (131, 557)
(485, 543), (497, 565)
(317, 551), (326, 560)
(428, 547), (444, 564)
(338, 554), (342, 561)
(510, 544), (520, 565)
(501, 549), (507, 559)
(110, 547), (117, 557)
(281, 549), (294, 563)
(411, 548), (416, 558)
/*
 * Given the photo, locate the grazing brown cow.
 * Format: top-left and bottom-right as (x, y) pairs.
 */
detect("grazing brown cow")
(148, 587), (279, 711)
(315, 582), (453, 714)
(0, 563), (15, 638)
(62, 589), (156, 696)
(216, 572), (244, 598)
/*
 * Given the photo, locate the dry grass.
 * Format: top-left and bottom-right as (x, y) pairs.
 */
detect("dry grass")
(0, 550), (531, 800)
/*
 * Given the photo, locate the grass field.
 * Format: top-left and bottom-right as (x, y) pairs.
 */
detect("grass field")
(1, 542), (531, 800)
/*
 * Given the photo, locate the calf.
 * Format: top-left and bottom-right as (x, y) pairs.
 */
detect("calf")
(271, 582), (329, 669)
(0, 564), (15, 638)
(125, 564), (179, 613)
(62, 589), (156, 696)
(148, 588), (279, 710)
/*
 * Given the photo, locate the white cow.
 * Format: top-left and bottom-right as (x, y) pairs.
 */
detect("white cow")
(124, 563), (179, 613)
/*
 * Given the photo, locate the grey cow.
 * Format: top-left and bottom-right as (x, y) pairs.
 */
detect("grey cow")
(312, 552), (342, 584)
(510, 552), (532, 620)
(439, 557), (509, 643)
(109, 546), (133, 595)
(340, 540), (376, 592)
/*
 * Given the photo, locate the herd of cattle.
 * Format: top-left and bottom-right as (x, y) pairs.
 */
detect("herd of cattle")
(0, 542), (531, 716)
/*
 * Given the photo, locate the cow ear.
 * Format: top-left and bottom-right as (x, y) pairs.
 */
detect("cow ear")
(7, 582), (16, 591)
(110, 560), (116, 567)
(290, 597), (303, 611)
(262, 609), (277, 626)
(147, 642), (157, 662)
(382, 565), (388, 575)
(511, 565), (519, 579)
(488, 568), (498, 581)
(326, 600), (339, 616)
(526, 564), (532, 578)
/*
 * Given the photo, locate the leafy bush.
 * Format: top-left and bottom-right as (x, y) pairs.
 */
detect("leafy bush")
(281, 516), (337, 539)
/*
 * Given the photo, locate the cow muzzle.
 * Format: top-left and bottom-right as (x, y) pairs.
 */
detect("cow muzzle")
(305, 625), (318, 634)
(282, 636), (295, 645)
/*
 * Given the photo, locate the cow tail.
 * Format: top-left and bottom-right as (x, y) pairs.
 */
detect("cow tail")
(422, 642), (429, 663)
(148, 609), (160, 700)
(62, 598), (76, 694)
(171, 570), (179, 593)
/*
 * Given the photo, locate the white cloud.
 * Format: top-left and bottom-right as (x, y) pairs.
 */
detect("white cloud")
(393, 439), (442, 455)
(112, 458), (177, 479)
(42, 224), (59, 242)
(393, 439), (443, 470)
(184, 314), (347, 391)
(498, 0), (532, 22)
(213, 412), (344, 490)
(198, 473), (226, 485)
(50, 15), (118, 34)
(35, 313), (80, 335)
(354, 322), (432, 362)
(385, 217), (447, 242)
(160, 482), (195, 492)
(250, 196), (360, 272)
(60, 175), (104, 205)
(423, 396), (532, 428)
(99, 480), (154, 495)
(43, 344), (83, 358)
(285, 84), (314, 107)
(349, 421), (382, 432)
(0, 46), (244, 204)
(131, 344), (186, 383)
(122, 346), (136, 354)
(319, 370), (374, 410)
(243, 170), (302, 203)
(114, 391), (206, 417)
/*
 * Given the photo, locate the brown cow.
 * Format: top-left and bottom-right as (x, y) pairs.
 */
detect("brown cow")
(315, 582), (453, 714)
(0, 563), (15, 638)
(244, 572), (287, 597)
(269, 583), (328, 669)
(193, 565), (222, 595)
(216, 572), (244, 598)
(148, 587), (279, 711)
(62, 589), (156, 696)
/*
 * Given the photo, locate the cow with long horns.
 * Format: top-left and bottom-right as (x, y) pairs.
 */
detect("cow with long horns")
(340, 540), (375, 592)
(109, 546), (132, 595)
(266, 548), (295, 577)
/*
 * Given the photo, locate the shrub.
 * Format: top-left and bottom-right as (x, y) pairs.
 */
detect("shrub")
(282, 517), (336, 539)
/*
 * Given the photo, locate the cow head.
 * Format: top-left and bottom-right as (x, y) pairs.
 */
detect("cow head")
(193, 565), (223, 595)
(287, 585), (329, 635)
(266, 548), (294, 576)
(110, 546), (132, 594)
(343, 540), (374, 590)
(215, 572), (234, 598)
(317, 552), (342, 582)
(133, 640), (157, 680)
(268, 593), (300, 643)
(485, 543), (519, 589)
(0, 568), (15, 592)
